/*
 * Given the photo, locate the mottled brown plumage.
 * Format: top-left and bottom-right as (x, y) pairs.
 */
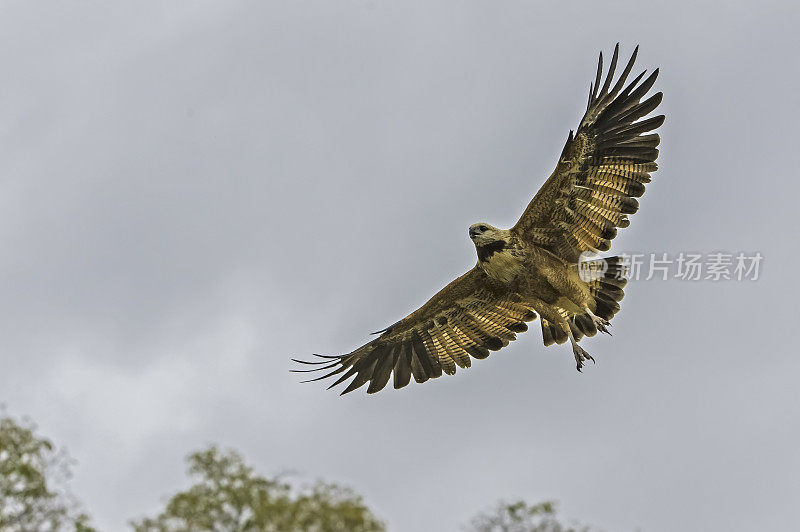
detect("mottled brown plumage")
(293, 44), (663, 394)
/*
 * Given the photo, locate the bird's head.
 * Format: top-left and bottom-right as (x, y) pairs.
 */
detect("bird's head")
(468, 223), (503, 246)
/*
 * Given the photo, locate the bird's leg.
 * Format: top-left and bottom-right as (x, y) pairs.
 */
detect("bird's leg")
(584, 307), (612, 335)
(564, 325), (594, 372)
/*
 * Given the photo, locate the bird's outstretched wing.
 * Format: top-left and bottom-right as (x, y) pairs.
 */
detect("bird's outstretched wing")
(512, 44), (663, 262)
(293, 268), (537, 395)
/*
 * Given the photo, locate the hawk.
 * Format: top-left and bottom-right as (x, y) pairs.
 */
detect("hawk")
(294, 44), (663, 394)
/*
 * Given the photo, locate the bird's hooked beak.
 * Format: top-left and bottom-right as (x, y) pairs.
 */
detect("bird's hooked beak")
(469, 227), (480, 239)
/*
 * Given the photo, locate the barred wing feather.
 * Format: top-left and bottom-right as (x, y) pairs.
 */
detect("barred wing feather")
(513, 44), (663, 262)
(292, 268), (537, 394)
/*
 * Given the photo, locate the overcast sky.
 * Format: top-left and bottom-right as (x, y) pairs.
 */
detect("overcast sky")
(1, 1), (798, 531)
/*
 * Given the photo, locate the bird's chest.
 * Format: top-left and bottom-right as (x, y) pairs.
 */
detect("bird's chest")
(478, 243), (526, 284)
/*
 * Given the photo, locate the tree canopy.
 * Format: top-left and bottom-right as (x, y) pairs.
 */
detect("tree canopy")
(467, 500), (595, 532)
(2, 408), (607, 531)
(0, 410), (95, 532)
(131, 445), (385, 532)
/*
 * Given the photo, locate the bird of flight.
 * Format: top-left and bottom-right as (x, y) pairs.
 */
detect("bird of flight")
(294, 44), (663, 394)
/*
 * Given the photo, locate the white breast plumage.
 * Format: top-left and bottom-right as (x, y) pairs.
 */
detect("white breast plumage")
(480, 249), (525, 284)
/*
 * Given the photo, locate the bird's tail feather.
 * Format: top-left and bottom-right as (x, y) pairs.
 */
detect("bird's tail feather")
(541, 256), (627, 345)
(588, 256), (626, 320)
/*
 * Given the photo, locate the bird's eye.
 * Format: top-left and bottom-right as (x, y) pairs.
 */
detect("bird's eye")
(480, 225), (488, 231)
